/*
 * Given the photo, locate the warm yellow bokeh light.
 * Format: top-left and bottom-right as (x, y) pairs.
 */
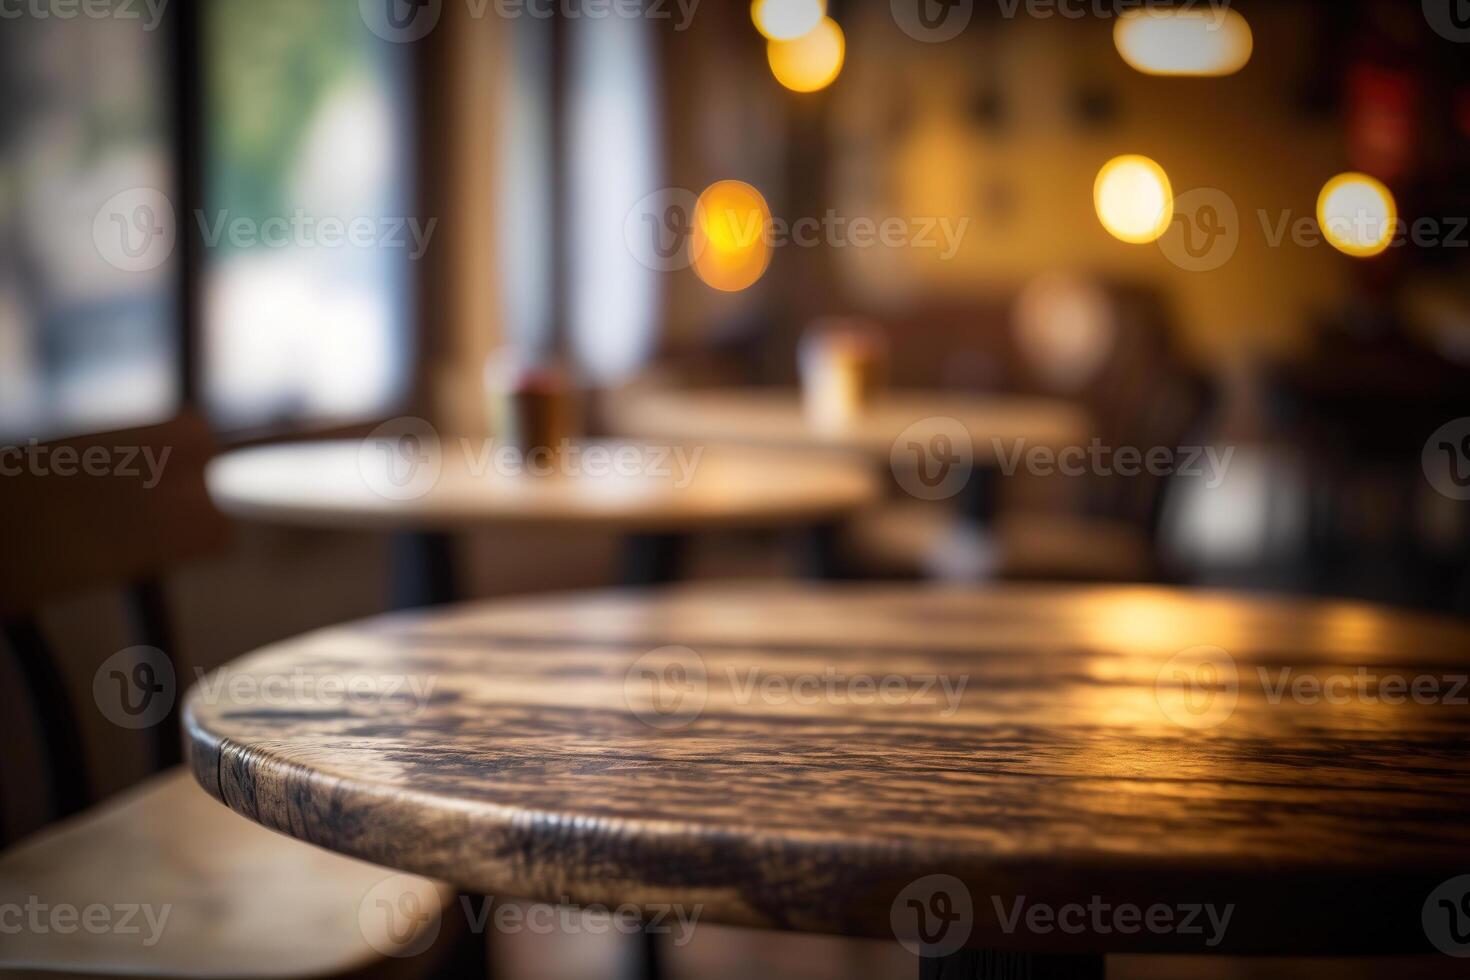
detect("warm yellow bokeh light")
(751, 0), (825, 41)
(691, 180), (772, 293)
(1113, 8), (1253, 77)
(1317, 173), (1397, 258)
(1094, 155), (1174, 245)
(767, 17), (845, 94)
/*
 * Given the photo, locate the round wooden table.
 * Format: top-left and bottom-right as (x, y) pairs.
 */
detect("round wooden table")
(206, 440), (879, 600)
(605, 388), (1092, 463)
(184, 584), (1470, 976)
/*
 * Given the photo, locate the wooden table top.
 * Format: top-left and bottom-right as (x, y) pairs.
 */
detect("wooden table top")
(206, 440), (878, 533)
(184, 585), (1470, 956)
(606, 388), (1092, 463)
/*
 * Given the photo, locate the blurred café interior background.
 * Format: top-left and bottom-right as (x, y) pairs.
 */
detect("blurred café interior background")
(3, 0), (1470, 977)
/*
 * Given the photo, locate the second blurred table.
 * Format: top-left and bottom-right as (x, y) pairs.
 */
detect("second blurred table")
(606, 387), (1091, 464)
(207, 439), (879, 604)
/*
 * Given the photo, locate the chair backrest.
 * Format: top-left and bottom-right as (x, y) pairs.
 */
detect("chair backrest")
(1075, 291), (1216, 534)
(0, 412), (229, 825)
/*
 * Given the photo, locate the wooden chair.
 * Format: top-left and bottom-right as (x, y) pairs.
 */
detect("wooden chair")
(0, 415), (458, 979)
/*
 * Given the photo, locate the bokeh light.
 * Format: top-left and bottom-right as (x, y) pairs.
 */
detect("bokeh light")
(1113, 8), (1253, 77)
(691, 180), (773, 292)
(767, 17), (845, 94)
(1094, 155), (1174, 245)
(751, 0), (826, 41)
(1317, 173), (1397, 258)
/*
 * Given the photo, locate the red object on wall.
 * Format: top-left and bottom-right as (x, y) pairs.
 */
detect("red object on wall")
(1346, 63), (1419, 181)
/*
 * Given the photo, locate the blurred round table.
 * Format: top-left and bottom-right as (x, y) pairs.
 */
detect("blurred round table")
(206, 440), (878, 603)
(606, 387), (1092, 463)
(185, 584), (1470, 976)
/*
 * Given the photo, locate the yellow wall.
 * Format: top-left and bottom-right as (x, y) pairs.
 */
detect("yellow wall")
(830, 5), (1354, 365)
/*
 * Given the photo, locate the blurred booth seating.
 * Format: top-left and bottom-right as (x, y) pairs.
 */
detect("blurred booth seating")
(842, 278), (1216, 584)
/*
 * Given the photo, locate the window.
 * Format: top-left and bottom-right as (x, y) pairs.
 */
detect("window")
(0, 5), (179, 442)
(201, 0), (414, 431)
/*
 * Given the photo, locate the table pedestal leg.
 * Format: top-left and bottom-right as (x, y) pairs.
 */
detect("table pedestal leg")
(438, 893), (490, 977)
(958, 465), (1002, 528)
(920, 950), (1104, 979)
(390, 530), (459, 609)
(619, 533), (688, 587)
(799, 520), (851, 580)
(625, 925), (662, 980)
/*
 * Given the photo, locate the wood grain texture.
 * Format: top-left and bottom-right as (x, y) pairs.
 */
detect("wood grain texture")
(184, 585), (1470, 956)
(206, 440), (877, 532)
(605, 388), (1091, 462)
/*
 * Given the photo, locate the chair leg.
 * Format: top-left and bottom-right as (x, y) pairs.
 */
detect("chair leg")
(1, 616), (90, 820)
(919, 950), (1105, 979)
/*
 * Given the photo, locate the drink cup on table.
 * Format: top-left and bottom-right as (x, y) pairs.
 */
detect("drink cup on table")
(485, 354), (576, 472)
(799, 317), (887, 431)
